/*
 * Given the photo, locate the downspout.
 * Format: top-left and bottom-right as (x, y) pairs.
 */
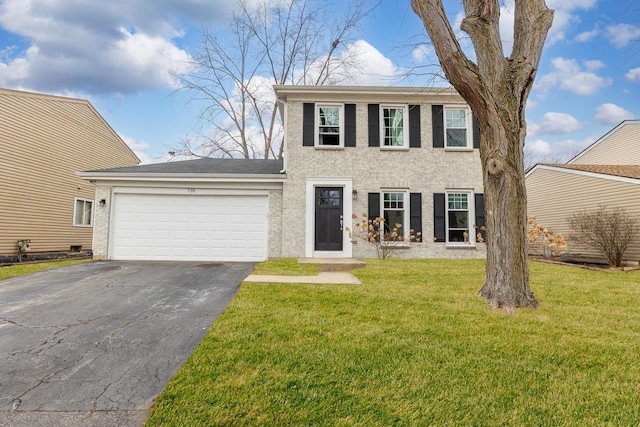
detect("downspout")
(276, 97), (287, 174)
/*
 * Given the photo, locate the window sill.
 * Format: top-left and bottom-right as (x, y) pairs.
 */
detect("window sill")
(444, 147), (474, 152)
(379, 146), (410, 151)
(315, 145), (345, 150)
(73, 224), (93, 228)
(446, 243), (477, 249)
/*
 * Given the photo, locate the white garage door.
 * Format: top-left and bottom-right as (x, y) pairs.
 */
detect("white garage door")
(111, 193), (268, 261)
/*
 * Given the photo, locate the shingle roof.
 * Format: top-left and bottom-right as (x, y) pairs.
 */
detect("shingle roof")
(87, 158), (284, 175)
(545, 164), (640, 180)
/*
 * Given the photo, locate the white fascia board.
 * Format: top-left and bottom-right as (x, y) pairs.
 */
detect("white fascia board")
(273, 85), (461, 102)
(529, 164), (640, 186)
(78, 172), (286, 183)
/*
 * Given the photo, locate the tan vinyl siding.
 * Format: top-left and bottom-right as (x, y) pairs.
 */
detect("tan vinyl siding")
(0, 89), (139, 256)
(526, 167), (640, 262)
(572, 122), (640, 165)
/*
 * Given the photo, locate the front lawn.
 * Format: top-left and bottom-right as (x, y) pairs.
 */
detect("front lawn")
(0, 259), (90, 281)
(146, 259), (640, 426)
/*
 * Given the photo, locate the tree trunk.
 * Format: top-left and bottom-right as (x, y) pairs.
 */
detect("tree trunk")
(477, 115), (537, 312)
(411, 0), (553, 312)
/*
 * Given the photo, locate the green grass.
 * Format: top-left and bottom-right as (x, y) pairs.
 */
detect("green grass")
(0, 259), (90, 281)
(146, 259), (640, 426)
(250, 258), (320, 276)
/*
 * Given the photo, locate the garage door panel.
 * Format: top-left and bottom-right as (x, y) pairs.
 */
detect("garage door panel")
(111, 194), (268, 261)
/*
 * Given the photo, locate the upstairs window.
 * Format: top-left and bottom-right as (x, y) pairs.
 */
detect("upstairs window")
(381, 106), (407, 148)
(74, 198), (93, 226)
(317, 105), (342, 146)
(445, 108), (471, 148)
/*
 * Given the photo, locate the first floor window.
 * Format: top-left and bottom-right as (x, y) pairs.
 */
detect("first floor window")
(74, 198), (93, 226)
(447, 193), (469, 242)
(445, 108), (469, 148)
(382, 191), (406, 238)
(381, 106), (406, 147)
(317, 105), (342, 146)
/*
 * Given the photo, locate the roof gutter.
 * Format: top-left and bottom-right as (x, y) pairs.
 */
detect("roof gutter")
(77, 172), (287, 183)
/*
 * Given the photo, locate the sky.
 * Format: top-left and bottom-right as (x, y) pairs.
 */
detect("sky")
(0, 0), (638, 165)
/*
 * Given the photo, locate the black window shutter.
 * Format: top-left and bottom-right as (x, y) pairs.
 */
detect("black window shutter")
(409, 105), (421, 148)
(410, 193), (422, 240)
(344, 104), (356, 147)
(303, 103), (315, 147)
(472, 114), (481, 149)
(368, 104), (379, 147)
(433, 193), (446, 242)
(475, 193), (486, 241)
(432, 105), (444, 148)
(368, 192), (380, 222)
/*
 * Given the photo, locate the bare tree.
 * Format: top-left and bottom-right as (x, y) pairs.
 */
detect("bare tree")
(172, 0), (373, 159)
(568, 206), (640, 267)
(412, 0), (554, 312)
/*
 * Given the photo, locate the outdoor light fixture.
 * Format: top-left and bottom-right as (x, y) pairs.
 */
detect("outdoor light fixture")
(99, 199), (106, 207)
(352, 190), (358, 200)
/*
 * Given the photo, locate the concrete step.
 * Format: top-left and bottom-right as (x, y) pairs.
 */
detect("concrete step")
(298, 258), (366, 272)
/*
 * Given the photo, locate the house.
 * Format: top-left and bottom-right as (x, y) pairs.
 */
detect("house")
(0, 88), (140, 262)
(526, 120), (640, 262)
(81, 85), (486, 262)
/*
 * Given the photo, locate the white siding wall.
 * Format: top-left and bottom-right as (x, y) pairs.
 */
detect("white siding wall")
(571, 122), (640, 165)
(526, 167), (640, 262)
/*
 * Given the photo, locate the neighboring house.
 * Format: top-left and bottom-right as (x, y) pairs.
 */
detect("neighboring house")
(0, 88), (140, 262)
(526, 120), (640, 262)
(81, 85), (486, 262)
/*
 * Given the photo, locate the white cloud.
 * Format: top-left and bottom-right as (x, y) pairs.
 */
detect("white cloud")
(593, 103), (635, 125)
(499, 0), (596, 55)
(625, 67), (640, 83)
(605, 24), (640, 48)
(536, 57), (612, 96)
(0, 0), (230, 94)
(525, 136), (595, 165)
(121, 135), (153, 164)
(499, 1), (516, 55)
(525, 139), (553, 157)
(334, 40), (405, 86)
(583, 60), (604, 71)
(575, 28), (599, 42)
(528, 112), (582, 137)
(412, 44), (432, 63)
(546, 0), (597, 8)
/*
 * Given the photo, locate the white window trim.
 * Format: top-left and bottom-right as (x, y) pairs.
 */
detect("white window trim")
(379, 105), (409, 150)
(380, 189), (410, 243)
(73, 197), (94, 227)
(305, 178), (353, 258)
(445, 190), (475, 247)
(315, 104), (344, 148)
(444, 105), (473, 151)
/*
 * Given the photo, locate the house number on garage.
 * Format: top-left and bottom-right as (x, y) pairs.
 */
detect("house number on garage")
(187, 188), (196, 193)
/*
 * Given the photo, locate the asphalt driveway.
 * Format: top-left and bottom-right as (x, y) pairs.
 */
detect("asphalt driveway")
(0, 260), (254, 427)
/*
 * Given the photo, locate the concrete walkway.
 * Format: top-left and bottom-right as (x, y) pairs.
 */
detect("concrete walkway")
(244, 258), (365, 285)
(244, 271), (361, 285)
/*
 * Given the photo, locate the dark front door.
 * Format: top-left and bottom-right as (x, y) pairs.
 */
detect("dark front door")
(315, 187), (343, 251)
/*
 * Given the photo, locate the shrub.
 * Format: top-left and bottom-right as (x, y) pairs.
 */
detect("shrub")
(345, 213), (421, 259)
(527, 216), (567, 259)
(567, 206), (640, 267)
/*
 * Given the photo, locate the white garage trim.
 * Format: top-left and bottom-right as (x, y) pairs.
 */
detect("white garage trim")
(110, 193), (268, 262)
